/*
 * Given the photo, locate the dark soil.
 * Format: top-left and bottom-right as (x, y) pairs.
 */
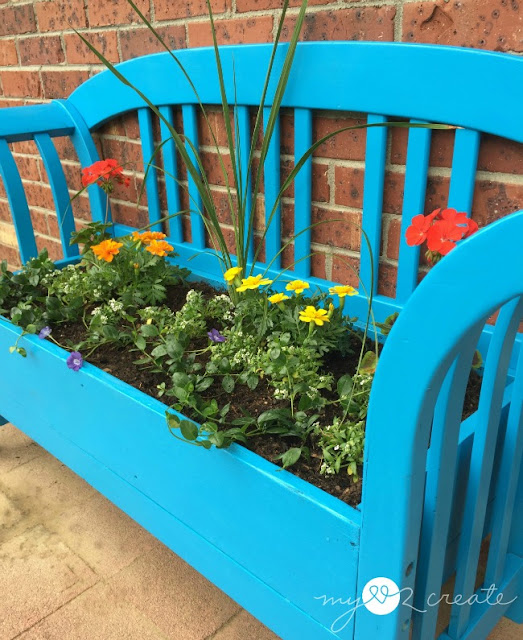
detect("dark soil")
(51, 281), (482, 508)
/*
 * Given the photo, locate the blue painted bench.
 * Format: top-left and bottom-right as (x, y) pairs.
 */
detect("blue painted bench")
(0, 43), (522, 640)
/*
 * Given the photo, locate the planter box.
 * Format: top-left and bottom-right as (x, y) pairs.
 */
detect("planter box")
(0, 315), (361, 639)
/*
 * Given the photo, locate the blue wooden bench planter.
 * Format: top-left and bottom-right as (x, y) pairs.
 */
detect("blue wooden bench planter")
(0, 43), (522, 639)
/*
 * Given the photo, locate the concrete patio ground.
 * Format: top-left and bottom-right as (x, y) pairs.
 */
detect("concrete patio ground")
(0, 422), (521, 640)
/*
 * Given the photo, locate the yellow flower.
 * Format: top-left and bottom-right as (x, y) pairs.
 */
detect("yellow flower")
(236, 274), (273, 292)
(224, 266), (242, 283)
(285, 279), (310, 295)
(145, 240), (174, 257)
(91, 239), (123, 263)
(133, 262), (139, 269)
(329, 285), (358, 298)
(299, 306), (330, 326)
(268, 293), (290, 304)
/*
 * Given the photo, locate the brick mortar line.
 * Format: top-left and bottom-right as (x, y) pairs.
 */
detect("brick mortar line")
(0, 1), (401, 42)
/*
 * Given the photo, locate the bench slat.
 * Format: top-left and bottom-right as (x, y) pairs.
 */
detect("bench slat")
(293, 108), (312, 278)
(138, 108), (162, 231)
(396, 122), (432, 302)
(58, 101), (108, 228)
(159, 106), (183, 243)
(0, 139), (37, 263)
(449, 297), (523, 637)
(263, 107), (281, 269)
(484, 340), (523, 588)
(360, 114), (387, 296)
(235, 105), (253, 263)
(412, 328), (483, 640)
(34, 133), (79, 259)
(448, 128), (481, 213)
(182, 105), (205, 249)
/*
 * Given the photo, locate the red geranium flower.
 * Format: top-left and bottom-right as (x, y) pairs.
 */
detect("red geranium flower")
(463, 218), (479, 238)
(426, 219), (463, 255)
(405, 214), (432, 246)
(81, 159), (130, 192)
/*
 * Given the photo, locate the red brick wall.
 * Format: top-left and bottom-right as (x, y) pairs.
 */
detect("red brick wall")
(0, 0), (521, 296)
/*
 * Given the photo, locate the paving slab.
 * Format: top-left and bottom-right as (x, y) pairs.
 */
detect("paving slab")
(0, 489), (23, 532)
(107, 544), (240, 639)
(0, 423), (43, 475)
(17, 582), (167, 640)
(211, 610), (279, 639)
(0, 524), (98, 639)
(0, 449), (97, 524)
(45, 492), (158, 578)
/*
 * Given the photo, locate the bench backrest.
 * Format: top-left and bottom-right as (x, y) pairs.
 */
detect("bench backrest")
(1, 42), (522, 326)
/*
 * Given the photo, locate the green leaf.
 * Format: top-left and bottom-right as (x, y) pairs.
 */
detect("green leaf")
(246, 374), (259, 390)
(222, 374), (235, 393)
(102, 324), (119, 340)
(278, 447), (302, 469)
(165, 411), (180, 429)
(298, 394), (315, 412)
(472, 349), (483, 370)
(209, 431), (226, 448)
(151, 344), (168, 358)
(172, 371), (190, 387)
(25, 324), (37, 334)
(165, 336), (183, 358)
(360, 351), (378, 374)
(9, 345), (16, 353)
(337, 374), (353, 398)
(17, 347), (27, 357)
(180, 420), (199, 441)
(196, 377), (214, 392)
(140, 324), (159, 337)
(135, 335), (146, 351)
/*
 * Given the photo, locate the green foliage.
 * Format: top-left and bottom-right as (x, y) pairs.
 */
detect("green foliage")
(375, 311), (399, 336)
(70, 221), (112, 253)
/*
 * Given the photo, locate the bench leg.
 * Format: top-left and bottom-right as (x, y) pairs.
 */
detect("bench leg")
(506, 466), (523, 623)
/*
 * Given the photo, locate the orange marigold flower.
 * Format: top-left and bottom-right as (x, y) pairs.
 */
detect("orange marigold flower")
(145, 239), (174, 257)
(91, 239), (123, 263)
(132, 231), (167, 244)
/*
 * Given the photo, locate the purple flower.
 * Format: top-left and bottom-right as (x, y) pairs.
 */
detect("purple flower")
(66, 351), (83, 372)
(207, 328), (226, 343)
(38, 326), (52, 340)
